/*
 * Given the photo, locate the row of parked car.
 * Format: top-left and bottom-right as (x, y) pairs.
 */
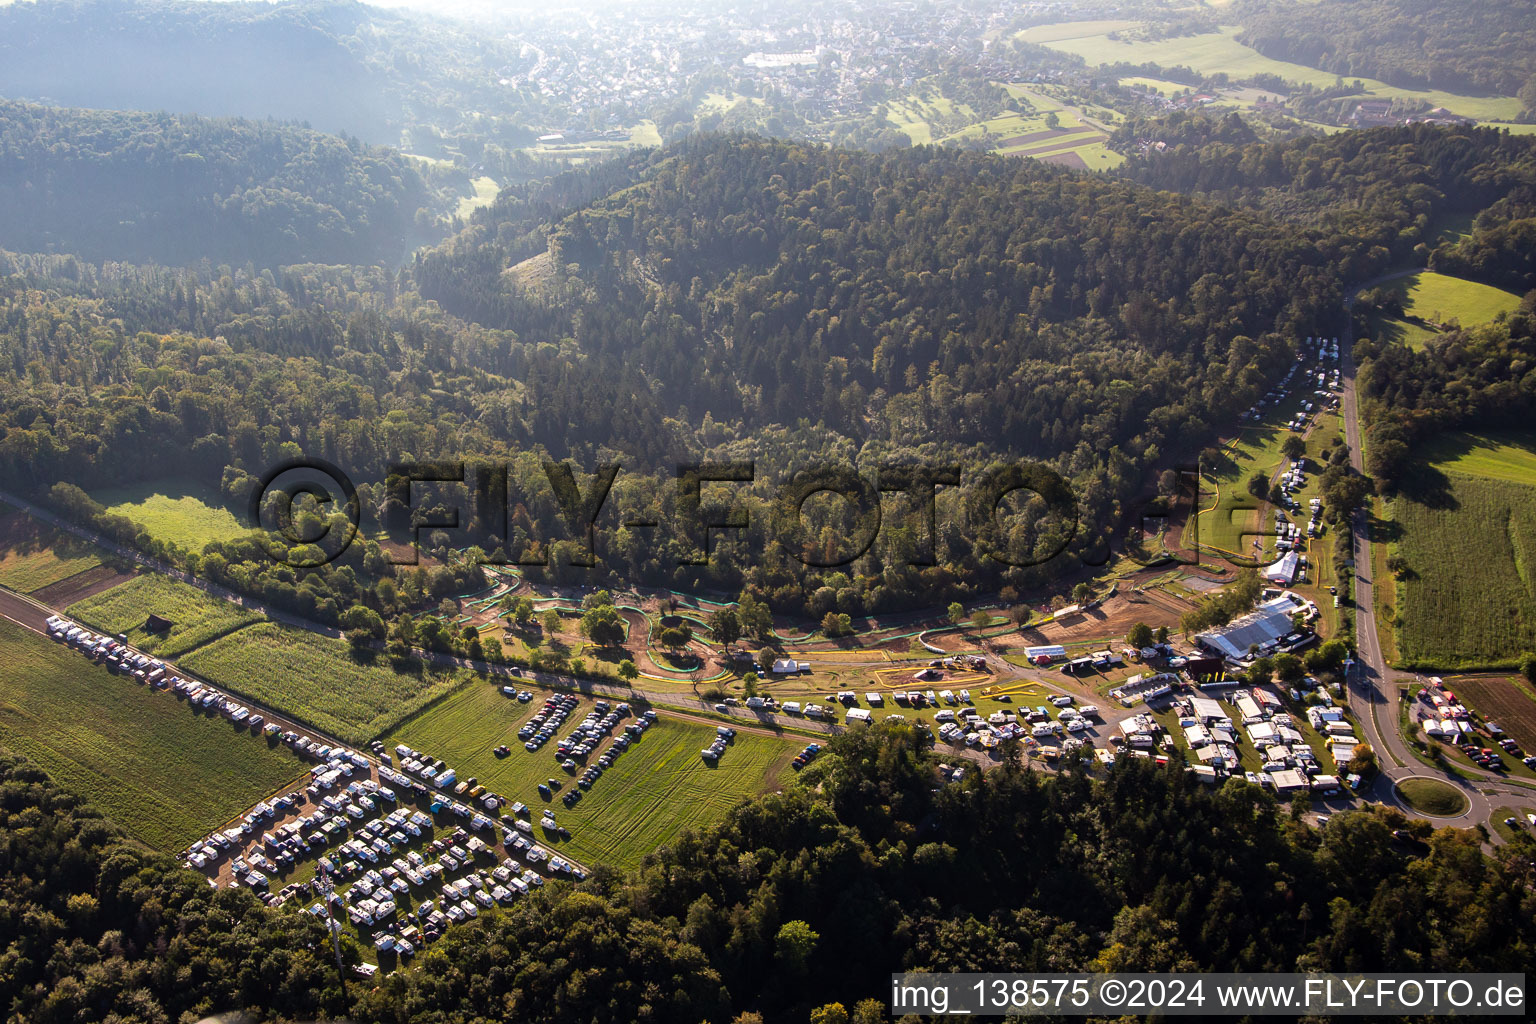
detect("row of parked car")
(519, 693), (581, 751)
(568, 707), (658, 806)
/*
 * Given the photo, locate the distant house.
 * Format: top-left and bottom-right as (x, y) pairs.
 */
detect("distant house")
(1348, 100), (1397, 127)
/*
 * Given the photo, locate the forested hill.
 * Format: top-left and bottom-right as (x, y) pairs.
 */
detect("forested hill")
(0, 100), (437, 267)
(1114, 120), (1536, 292)
(1234, 0), (1536, 100)
(419, 134), (1355, 471)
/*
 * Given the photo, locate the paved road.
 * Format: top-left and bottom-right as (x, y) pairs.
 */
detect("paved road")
(1336, 273), (1536, 838)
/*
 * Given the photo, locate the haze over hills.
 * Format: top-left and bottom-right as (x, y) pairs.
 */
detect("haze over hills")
(0, 99), (440, 265)
(3, 2), (1536, 1022)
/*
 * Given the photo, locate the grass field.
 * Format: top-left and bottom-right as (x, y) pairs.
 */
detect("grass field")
(454, 175), (499, 220)
(0, 618), (308, 851)
(181, 623), (470, 744)
(92, 477), (249, 552)
(1032, 23), (1524, 121)
(1016, 19), (1137, 44)
(383, 683), (798, 870)
(951, 86), (1123, 169)
(1391, 430), (1536, 667)
(1394, 776), (1468, 816)
(1418, 431), (1536, 484)
(0, 508), (102, 593)
(1119, 75), (1193, 96)
(1193, 402), (1341, 560)
(68, 575), (264, 658)
(1370, 272), (1521, 349)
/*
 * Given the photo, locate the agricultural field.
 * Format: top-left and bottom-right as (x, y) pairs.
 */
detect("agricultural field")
(67, 575), (263, 658)
(91, 477), (250, 552)
(1030, 23), (1524, 121)
(0, 507), (102, 593)
(1015, 19), (1137, 44)
(1390, 431), (1536, 667)
(992, 86), (1123, 169)
(383, 683), (798, 870)
(181, 622), (470, 744)
(886, 85), (1122, 169)
(1367, 272), (1522, 349)
(1441, 674), (1536, 759)
(885, 93), (978, 146)
(0, 618), (308, 851)
(1118, 75), (1192, 97)
(523, 121), (662, 167)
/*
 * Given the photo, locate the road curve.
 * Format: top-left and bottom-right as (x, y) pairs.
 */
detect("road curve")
(1337, 272), (1536, 839)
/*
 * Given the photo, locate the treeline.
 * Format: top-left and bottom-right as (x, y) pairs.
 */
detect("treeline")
(1235, 0), (1536, 101)
(6, 724), (1535, 1023)
(1430, 193), (1536, 293)
(1356, 295), (1536, 492)
(0, 100), (439, 267)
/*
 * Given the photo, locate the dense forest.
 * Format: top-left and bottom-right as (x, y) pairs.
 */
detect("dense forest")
(1429, 193), (1536, 293)
(1115, 120), (1536, 282)
(1235, 0), (1536, 101)
(0, 101), (441, 266)
(6, 126), (1525, 629)
(4, 726), (1533, 1023)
